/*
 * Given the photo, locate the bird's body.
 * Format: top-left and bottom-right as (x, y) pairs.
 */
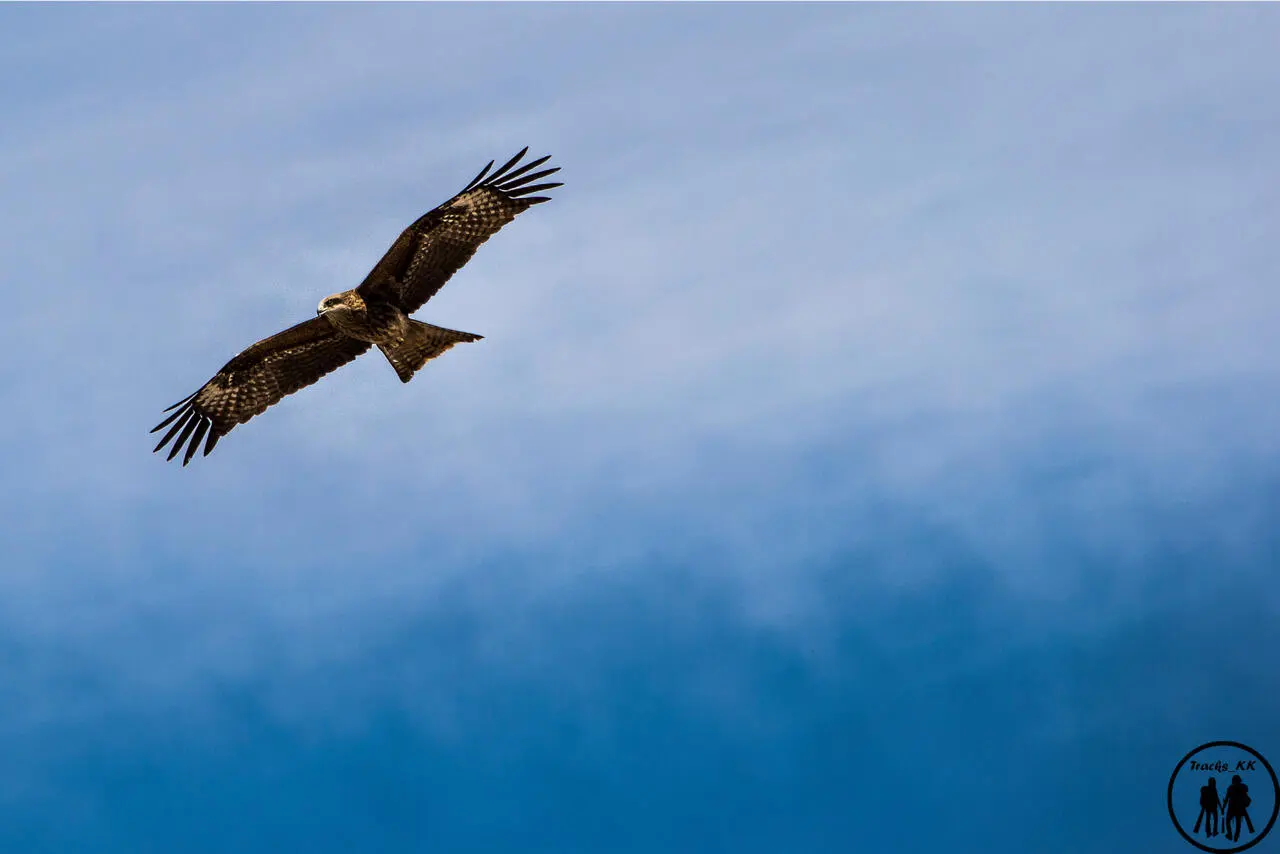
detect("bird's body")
(152, 148), (561, 465)
(316, 290), (408, 344)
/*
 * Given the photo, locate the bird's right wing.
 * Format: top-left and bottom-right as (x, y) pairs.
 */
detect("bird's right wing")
(151, 316), (372, 465)
(356, 148), (561, 315)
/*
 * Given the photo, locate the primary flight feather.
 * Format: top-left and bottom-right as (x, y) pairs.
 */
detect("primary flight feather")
(152, 148), (561, 465)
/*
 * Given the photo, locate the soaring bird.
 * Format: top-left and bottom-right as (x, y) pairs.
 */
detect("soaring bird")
(152, 148), (560, 465)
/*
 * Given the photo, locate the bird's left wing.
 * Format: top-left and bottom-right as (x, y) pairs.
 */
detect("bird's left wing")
(357, 148), (561, 315)
(151, 316), (372, 465)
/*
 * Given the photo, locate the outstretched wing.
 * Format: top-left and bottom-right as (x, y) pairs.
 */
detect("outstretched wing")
(151, 316), (372, 465)
(357, 148), (561, 315)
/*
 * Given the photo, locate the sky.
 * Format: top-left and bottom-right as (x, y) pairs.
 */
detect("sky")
(1, 4), (1278, 852)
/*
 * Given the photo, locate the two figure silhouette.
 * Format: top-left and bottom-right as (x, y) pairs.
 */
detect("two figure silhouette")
(1196, 775), (1255, 843)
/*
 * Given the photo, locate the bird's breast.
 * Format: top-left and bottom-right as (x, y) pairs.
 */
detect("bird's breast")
(324, 301), (409, 344)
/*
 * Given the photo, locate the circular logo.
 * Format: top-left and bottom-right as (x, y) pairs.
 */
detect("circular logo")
(1168, 741), (1280, 852)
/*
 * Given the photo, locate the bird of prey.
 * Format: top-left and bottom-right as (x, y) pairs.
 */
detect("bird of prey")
(152, 148), (560, 465)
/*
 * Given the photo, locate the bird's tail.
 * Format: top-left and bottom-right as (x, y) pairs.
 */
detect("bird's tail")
(378, 320), (482, 383)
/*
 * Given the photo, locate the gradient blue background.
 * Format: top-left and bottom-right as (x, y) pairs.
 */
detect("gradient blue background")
(2, 5), (1278, 852)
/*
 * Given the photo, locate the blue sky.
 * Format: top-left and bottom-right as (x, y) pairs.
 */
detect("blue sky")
(1, 4), (1278, 852)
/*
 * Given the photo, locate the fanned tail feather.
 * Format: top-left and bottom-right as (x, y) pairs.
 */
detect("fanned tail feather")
(378, 320), (482, 383)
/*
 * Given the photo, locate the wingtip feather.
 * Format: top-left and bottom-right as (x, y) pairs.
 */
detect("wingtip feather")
(461, 159), (496, 193)
(487, 147), (531, 184)
(150, 406), (185, 433)
(184, 420), (211, 465)
(162, 391), (198, 413)
(491, 154), (552, 186)
(508, 181), (563, 198)
(497, 166), (561, 192)
(166, 416), (201, 461)
(153, 409), (194, 453)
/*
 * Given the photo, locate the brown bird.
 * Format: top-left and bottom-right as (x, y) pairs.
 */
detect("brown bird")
(152, 148), (560, 465)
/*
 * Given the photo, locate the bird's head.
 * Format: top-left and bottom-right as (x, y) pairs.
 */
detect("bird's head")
(317, 292), (358, 316)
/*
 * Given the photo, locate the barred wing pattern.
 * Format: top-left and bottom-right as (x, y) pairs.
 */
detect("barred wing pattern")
(151, 317), (372, 465)
(357, 148), (561, 315)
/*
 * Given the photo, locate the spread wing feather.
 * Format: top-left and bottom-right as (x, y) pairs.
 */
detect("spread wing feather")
(151, 317), (371, 465)
(356, 148), (561, 315)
